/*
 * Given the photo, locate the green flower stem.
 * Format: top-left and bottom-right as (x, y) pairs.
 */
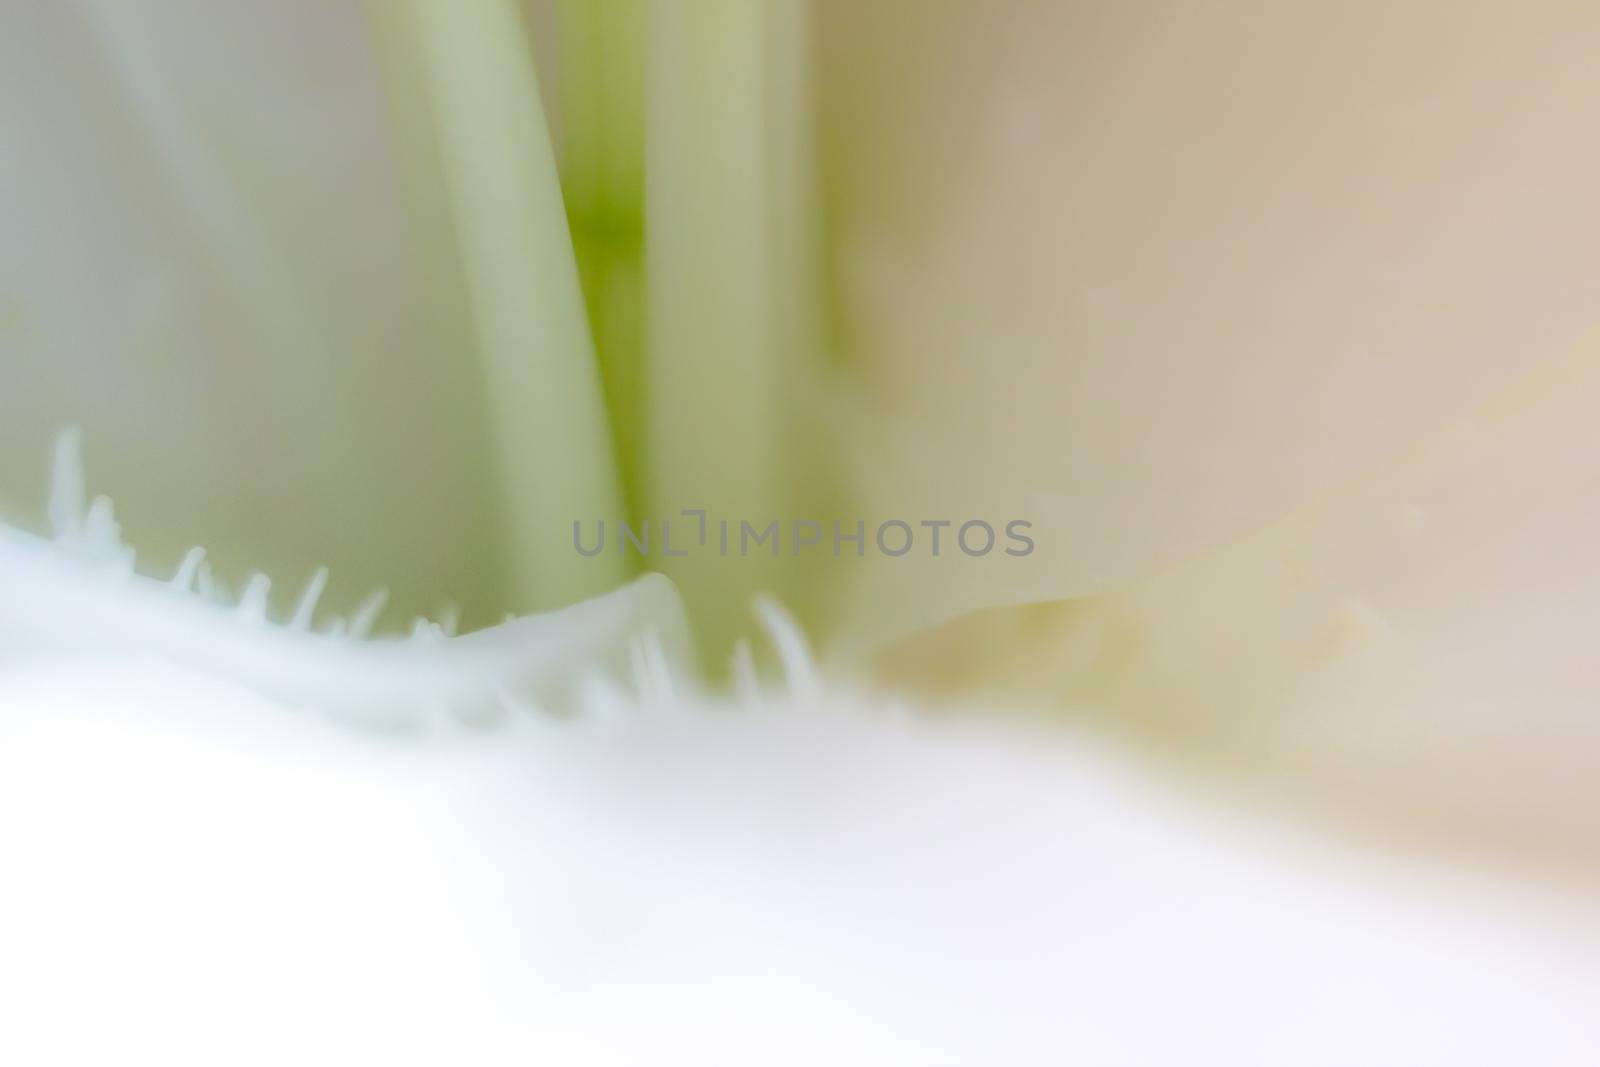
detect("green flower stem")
(372, 0), (630, 613)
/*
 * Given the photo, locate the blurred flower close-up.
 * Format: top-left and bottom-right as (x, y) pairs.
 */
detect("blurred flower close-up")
(3, 2), (1599, 1064)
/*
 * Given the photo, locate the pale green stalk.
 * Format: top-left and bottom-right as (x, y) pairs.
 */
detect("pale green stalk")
(560, 0), (648, 228)
(366, 7), (510, 627)
(372, 0), (628, 612)
(559, 0), (649, 518)
(646, 0), (801, 656)
(761, 0), (827, 627)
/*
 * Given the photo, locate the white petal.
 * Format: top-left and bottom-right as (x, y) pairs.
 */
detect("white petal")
(2, 665), (1595, 1064)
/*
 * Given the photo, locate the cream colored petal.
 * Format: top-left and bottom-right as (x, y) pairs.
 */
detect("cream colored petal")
(882, 343), (1600, 863)
(816, 1), (1600, 646)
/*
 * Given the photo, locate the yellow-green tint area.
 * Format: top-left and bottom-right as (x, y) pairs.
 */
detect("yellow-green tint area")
(757, 0), (830, 633)
(559, 0), (650, 520)
(559, 0), (647, 229)
(646, 0), (783, 661)
(370, 0), (630, 613)
(367, 5), (513, 629)
(370, 0), (822, 649)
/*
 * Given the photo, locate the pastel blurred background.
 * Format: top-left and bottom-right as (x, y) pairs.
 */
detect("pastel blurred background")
(2, 2), (1599, 1062)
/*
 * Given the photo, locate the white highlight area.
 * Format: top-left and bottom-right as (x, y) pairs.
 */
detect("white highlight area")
(0, 662), (1595, 1065)
(0, 665), (523, 1065)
